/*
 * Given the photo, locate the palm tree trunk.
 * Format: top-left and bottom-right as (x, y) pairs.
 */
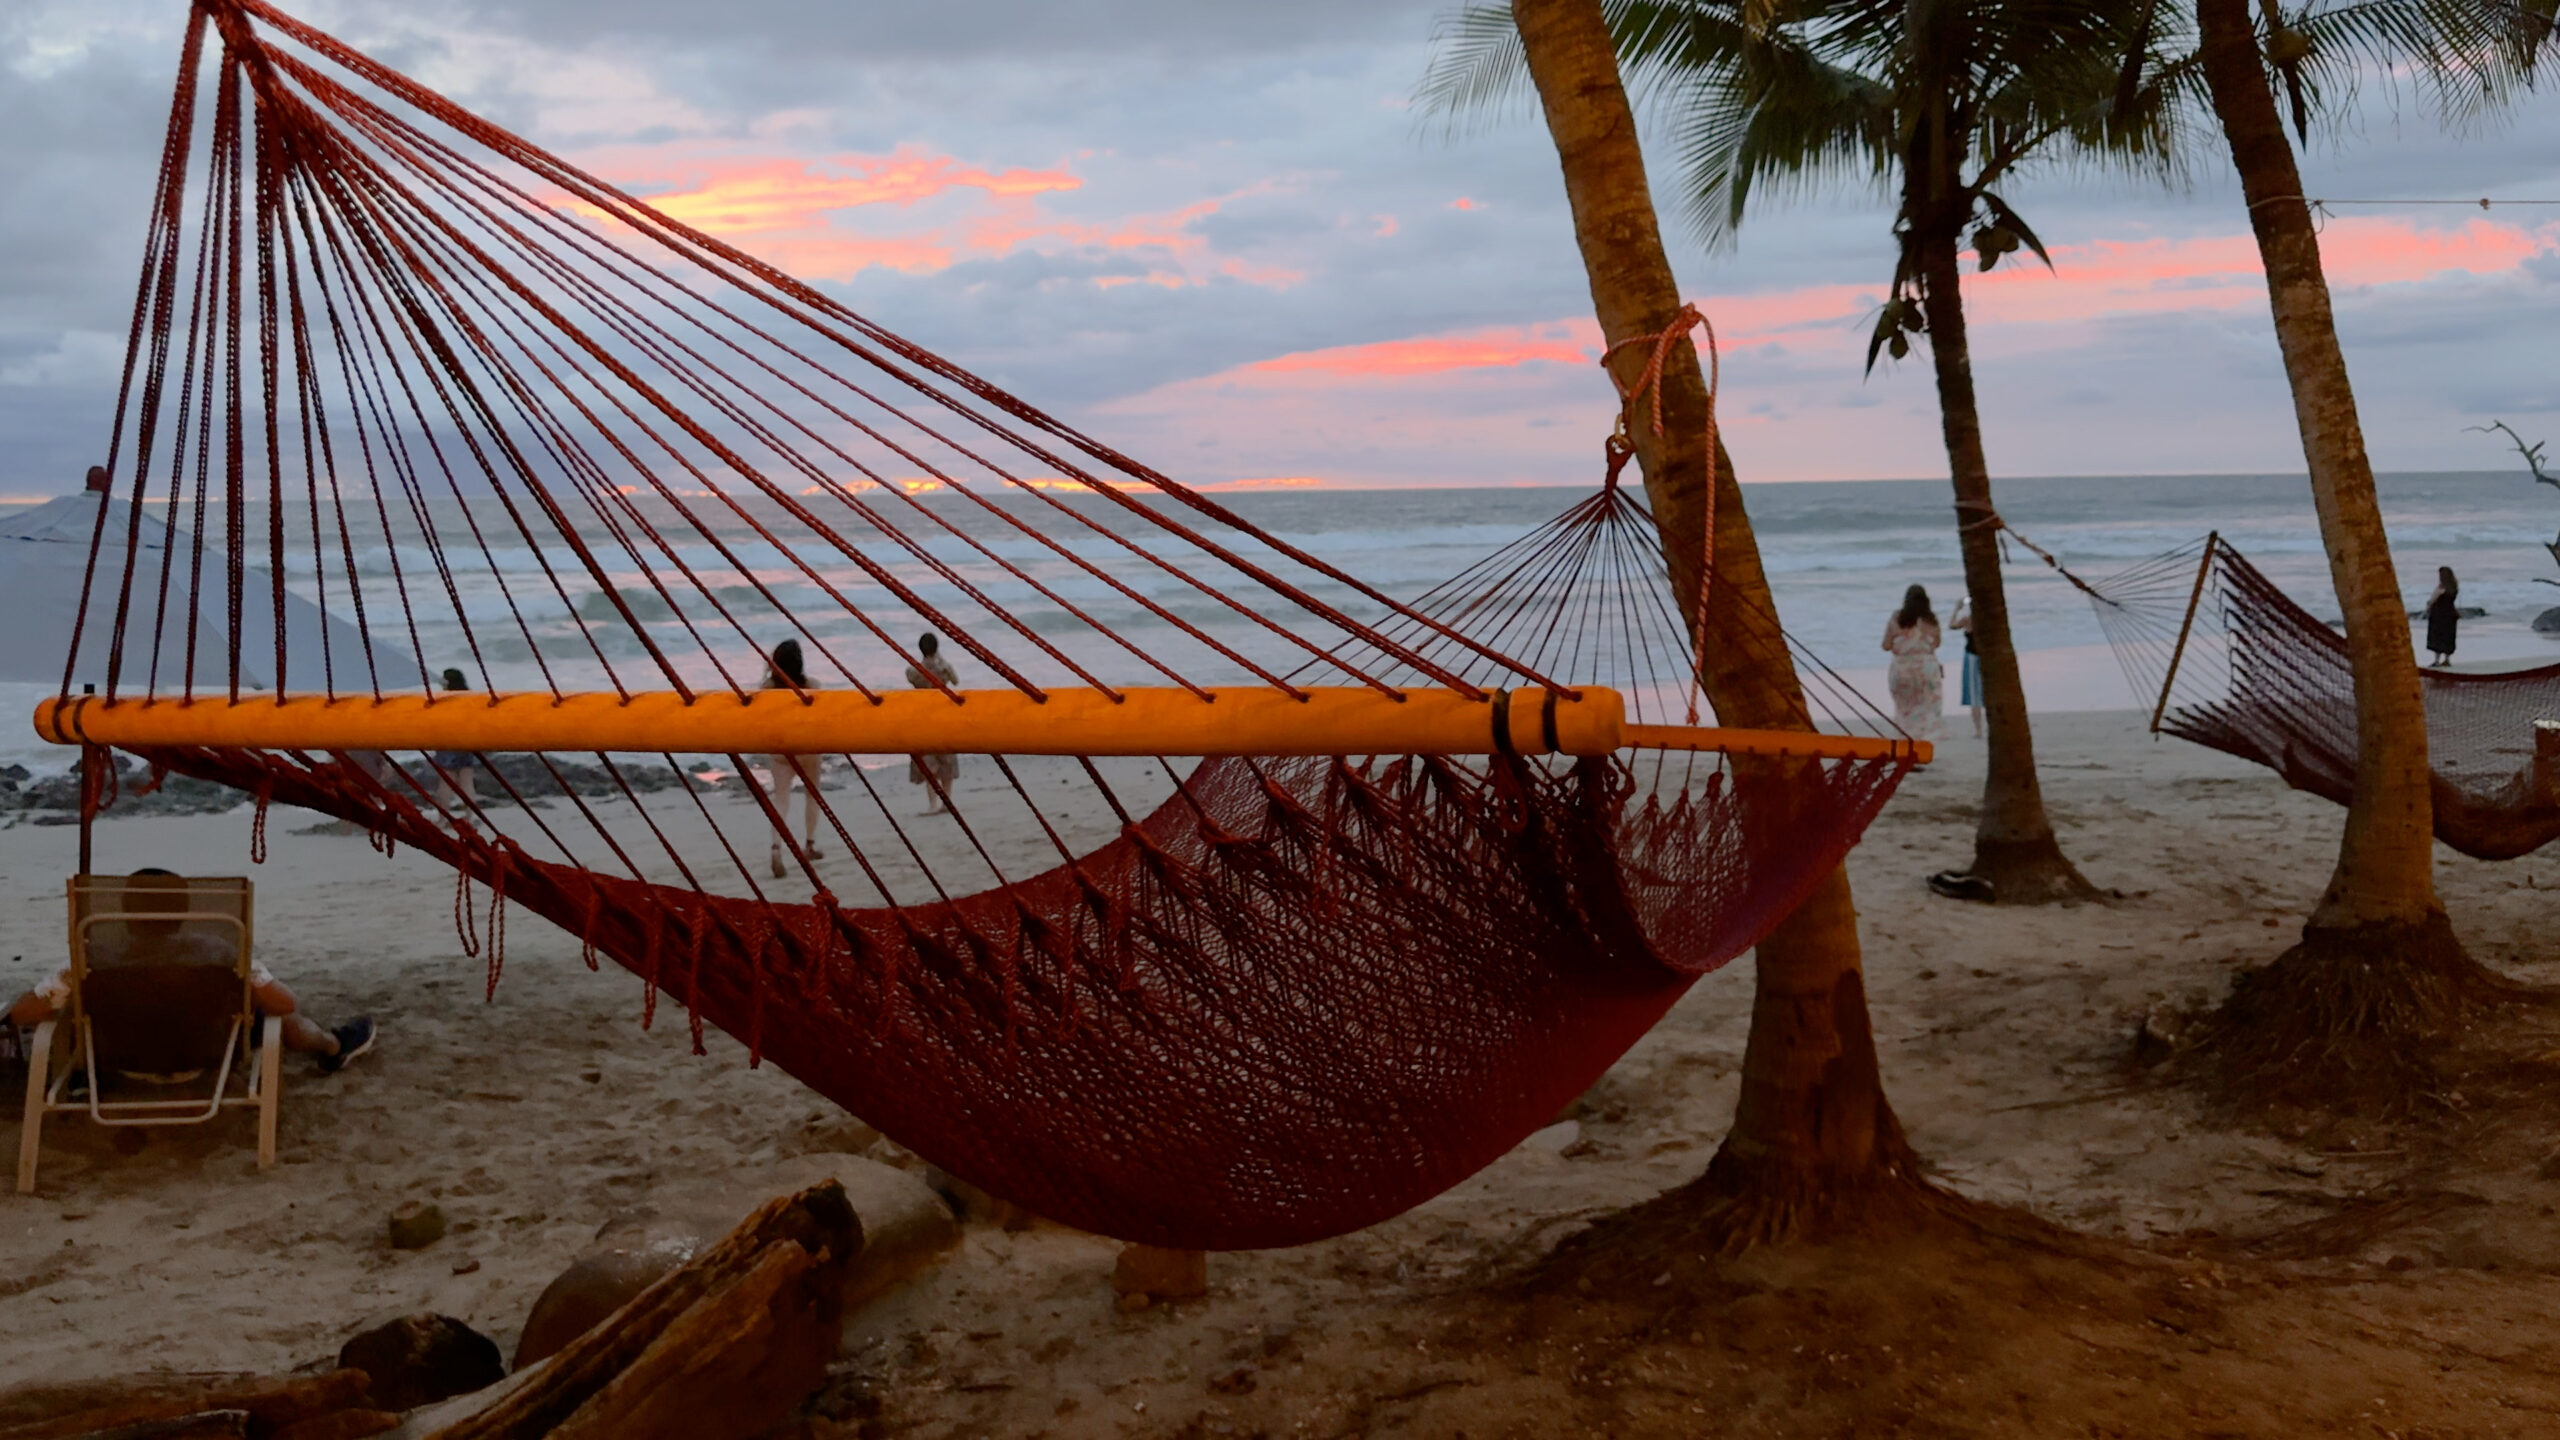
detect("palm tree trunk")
(1909, 209), (2095, 903)
(2195, 0), (2444, 930)
(1511, 0), (1924, 1235)
(2193, 0), (2486, 1107)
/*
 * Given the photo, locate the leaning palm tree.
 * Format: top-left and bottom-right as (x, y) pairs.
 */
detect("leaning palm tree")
(1498, 0), (1938, 1244)
(2174, 0), (2553, 1104)
(1427, 0), (2179, 904)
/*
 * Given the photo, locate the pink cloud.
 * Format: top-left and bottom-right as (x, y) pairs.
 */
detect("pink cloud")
(1958, 216), (2550, 329)
(1244, 324), (1595, 379)
(559, 145), (1300, 288)
(1448, 197), (1480, 211)
(570, 146), (1078, 235)
(1171, 217), (2551, 397)
(959, 184), (1307, 290)
(1367, 217), (2551, 354)
(1096, 216), (2556, 486)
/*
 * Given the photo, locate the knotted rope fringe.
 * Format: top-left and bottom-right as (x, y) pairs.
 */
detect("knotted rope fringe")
(453, 864), (479, 960)
(1602, 302), (1722, 724)
(485, 852), (509, 1001)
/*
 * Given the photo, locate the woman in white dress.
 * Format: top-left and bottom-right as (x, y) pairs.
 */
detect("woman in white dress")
(905, 632), (961, 815)
(1881, 584), (1945, 741)
(762, 639), (825, 878)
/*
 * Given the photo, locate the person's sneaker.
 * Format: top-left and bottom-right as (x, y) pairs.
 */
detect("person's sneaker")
(318, 1017), (376, 1075)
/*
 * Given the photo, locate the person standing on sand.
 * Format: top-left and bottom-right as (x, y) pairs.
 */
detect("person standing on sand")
(328, 749), (399, 834)
(2425, 565), (2462, 667)
(761, 639), (826, 879)
(1883, 584), (1945, 741)
(1950, 595), (1984, 738)
(429, 668), (484, 811)
(905, 633), (961, 816)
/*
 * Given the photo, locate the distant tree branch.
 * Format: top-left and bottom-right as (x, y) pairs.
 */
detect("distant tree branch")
(2468, 419), (2558, 488)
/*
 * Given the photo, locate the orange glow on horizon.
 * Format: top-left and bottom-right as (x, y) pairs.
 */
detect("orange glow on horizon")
(1200, 475), (1332, 490)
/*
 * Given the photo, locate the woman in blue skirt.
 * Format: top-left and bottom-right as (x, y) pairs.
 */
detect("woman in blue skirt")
(1951, 596), (1984, 738)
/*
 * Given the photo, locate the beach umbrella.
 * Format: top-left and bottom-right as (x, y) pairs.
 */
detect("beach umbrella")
(0, 476), (420, 692)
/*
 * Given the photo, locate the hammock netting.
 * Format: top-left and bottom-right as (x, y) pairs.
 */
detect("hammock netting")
(2091, 537), (2560, 861)
(52, 0), (1921, 1248)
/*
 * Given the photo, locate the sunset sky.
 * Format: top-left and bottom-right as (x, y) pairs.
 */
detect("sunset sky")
(4, 0), (2558, 495)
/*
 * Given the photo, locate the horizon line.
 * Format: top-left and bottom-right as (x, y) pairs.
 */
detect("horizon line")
(0, 465), (2538, 506)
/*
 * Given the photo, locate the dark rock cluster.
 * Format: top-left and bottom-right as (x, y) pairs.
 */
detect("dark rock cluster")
(0, 755), (247, 825)
(0, 750), (727, 826)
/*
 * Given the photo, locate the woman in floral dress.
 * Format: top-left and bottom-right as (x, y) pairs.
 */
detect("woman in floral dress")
(1882, 584), (1945, 740)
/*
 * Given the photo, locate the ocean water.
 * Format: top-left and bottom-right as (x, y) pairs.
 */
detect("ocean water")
(4, 469), (2555, 777)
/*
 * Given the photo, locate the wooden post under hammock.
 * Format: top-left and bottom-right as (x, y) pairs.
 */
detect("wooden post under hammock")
(33, 687), (1930, 764)
(2151, 530), (2219, 735)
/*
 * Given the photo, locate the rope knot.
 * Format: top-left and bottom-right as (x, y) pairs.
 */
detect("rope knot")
(250, 778), (273, 865)
(1601, 302), (1713, 438)
(1953, 502), (2111, 603)
(1955, 499), (2006, 534)
(1602, 433), (1636, 491)
(1599, 300), (1724, 724)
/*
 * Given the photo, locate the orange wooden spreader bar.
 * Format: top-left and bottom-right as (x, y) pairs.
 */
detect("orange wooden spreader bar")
(33, 687), (1927, 764)
(1621, 723), (1932, 764)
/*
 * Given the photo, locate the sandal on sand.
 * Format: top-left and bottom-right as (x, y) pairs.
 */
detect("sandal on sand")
(1927, 870), (1997, 903)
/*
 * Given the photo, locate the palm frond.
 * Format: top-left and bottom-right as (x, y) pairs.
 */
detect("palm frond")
(2273, 0), (2558, 140)
(1416, 4), (1538, 136)
(1411, 0), (2553, 260)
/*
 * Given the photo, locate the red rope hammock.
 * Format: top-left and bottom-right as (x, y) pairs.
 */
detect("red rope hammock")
(2092, 538), (2560, 861)
(56, 0), (1920, 1248)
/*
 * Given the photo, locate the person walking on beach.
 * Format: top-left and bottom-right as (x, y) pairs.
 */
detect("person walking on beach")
(761, 639), (826, 878)
(1950, 595), (1984, 738)
(905, 632), (961, 815)
(430, 668), (484, 811)
(2425, 565), (2462, 667)
(1882, 584), (1945, 741)
(328, 749), (400, 835)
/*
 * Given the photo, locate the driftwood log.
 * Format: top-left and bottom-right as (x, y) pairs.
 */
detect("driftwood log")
(418, 1180), (860, 1440)
(1, 1181), (861, 1440)
(0, 1370), (373, 1440)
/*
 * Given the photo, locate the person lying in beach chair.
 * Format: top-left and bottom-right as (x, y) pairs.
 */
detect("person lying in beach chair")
(11, 869), (375, 1193)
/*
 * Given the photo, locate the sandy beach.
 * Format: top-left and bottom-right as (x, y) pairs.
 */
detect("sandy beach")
(2, 707), (2555, 1435)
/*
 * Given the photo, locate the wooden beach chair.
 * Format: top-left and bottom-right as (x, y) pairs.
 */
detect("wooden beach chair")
(15, 875), (277, 1194)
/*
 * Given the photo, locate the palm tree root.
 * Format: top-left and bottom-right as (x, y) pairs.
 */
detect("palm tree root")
(1526, 1139), (1948, 1307)
(1967, 833), (2102, 905)
(2196, 909), (2517, 1119)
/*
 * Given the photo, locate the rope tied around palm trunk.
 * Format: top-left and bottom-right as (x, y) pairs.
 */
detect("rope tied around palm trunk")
(1955, 500), (2114, 605)
(1602, 302), (1723, 723)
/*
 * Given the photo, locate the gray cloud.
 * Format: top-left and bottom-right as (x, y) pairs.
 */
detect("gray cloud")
(5, 0), (2559, 497)
(450, 0), (1449, 63)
